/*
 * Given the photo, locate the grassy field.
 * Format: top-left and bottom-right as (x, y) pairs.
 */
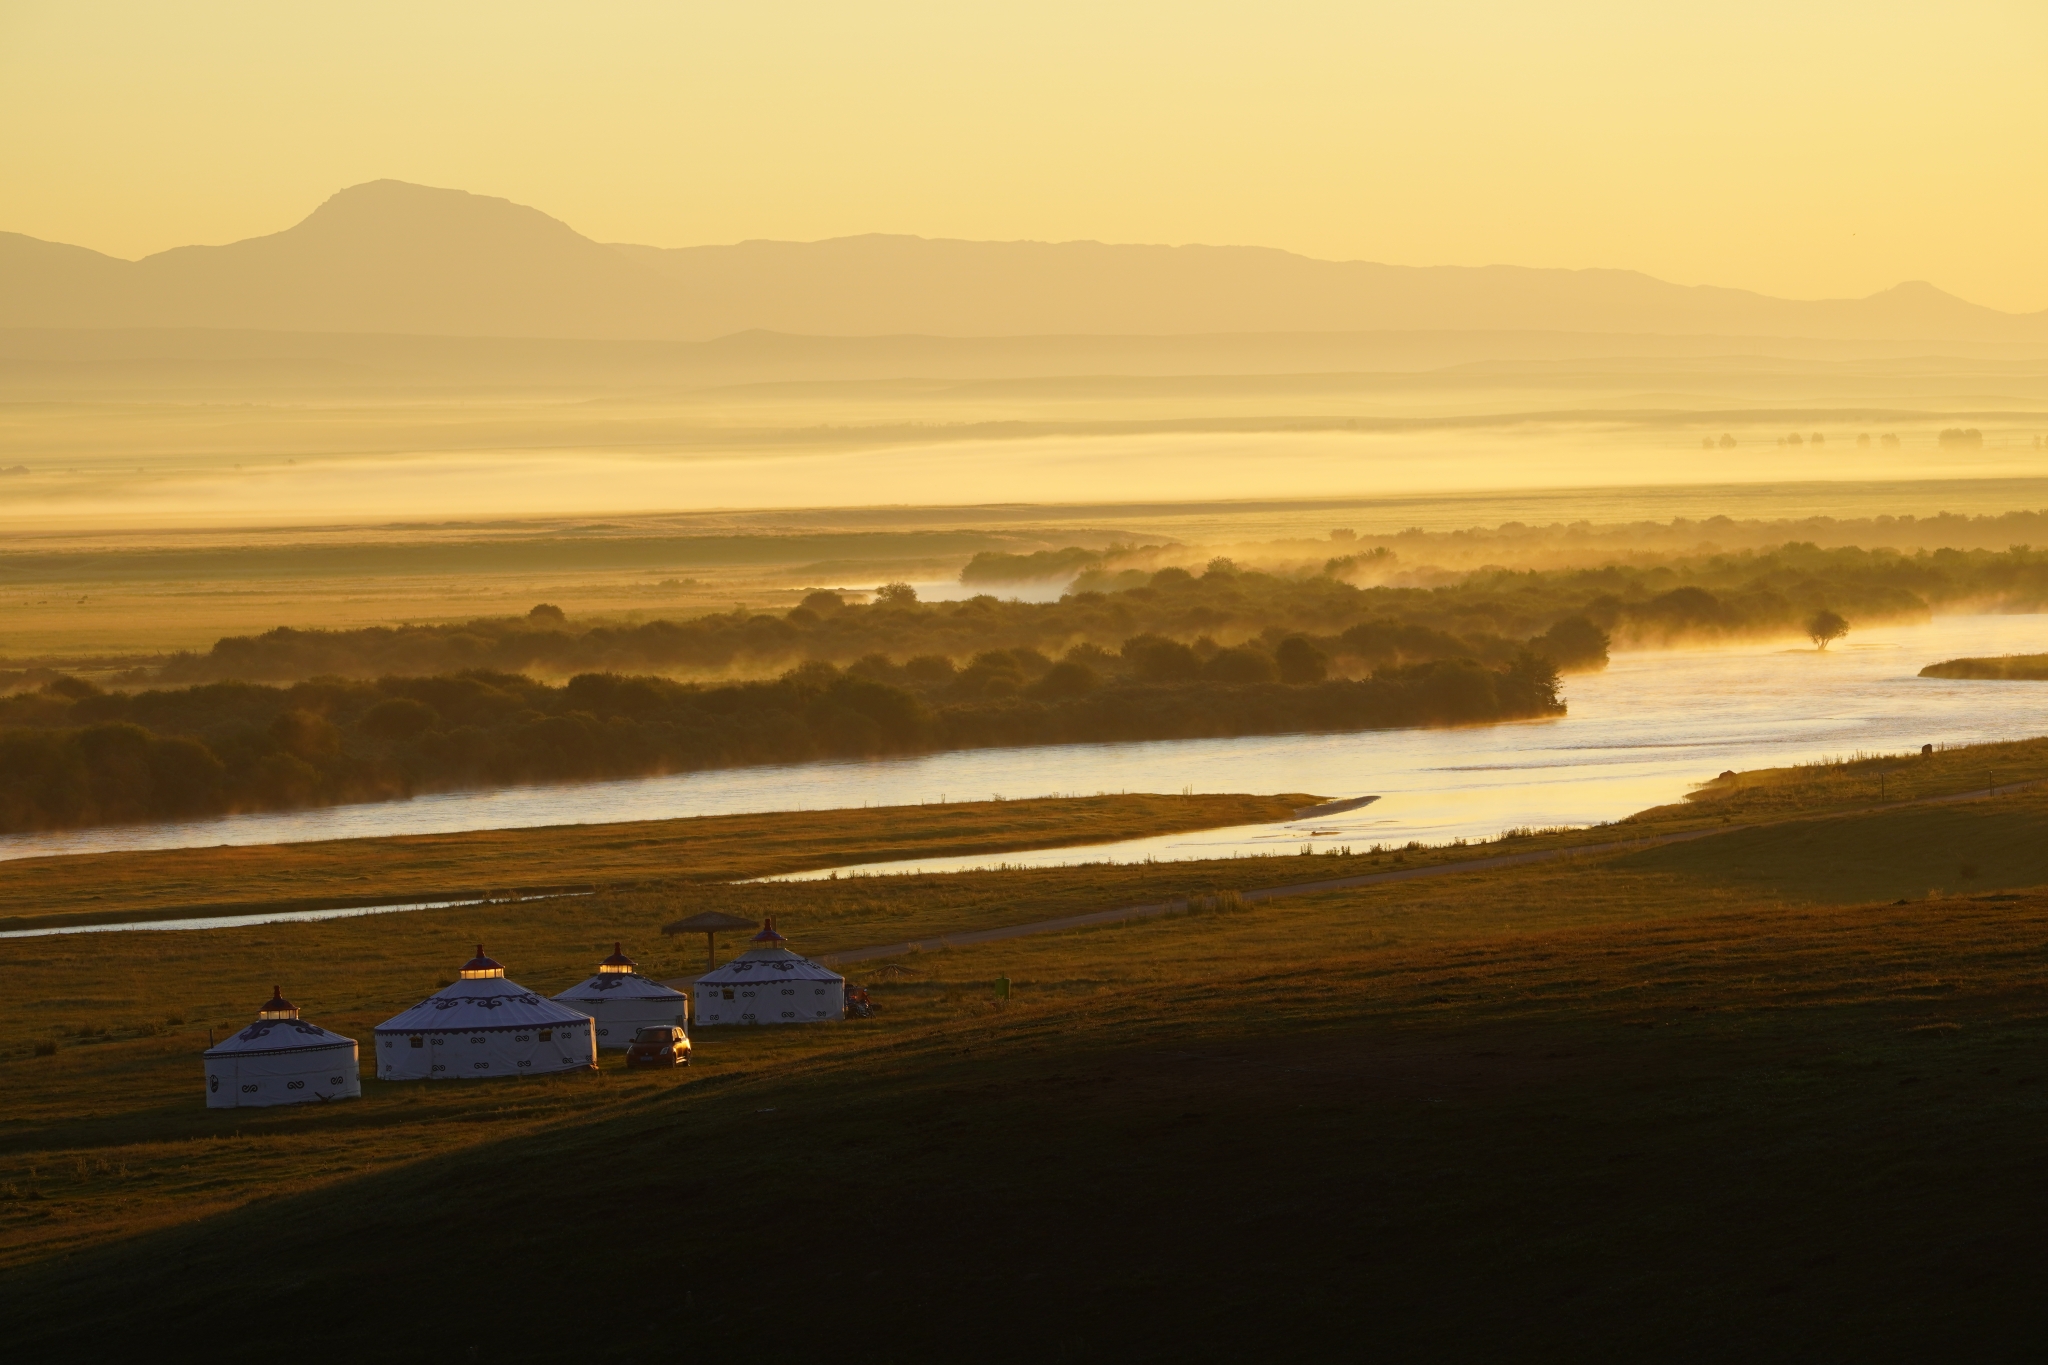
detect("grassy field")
(0, 792), (1302, 932)
(4, 755), (2048, 1358)
(12, 727), (2048, 933)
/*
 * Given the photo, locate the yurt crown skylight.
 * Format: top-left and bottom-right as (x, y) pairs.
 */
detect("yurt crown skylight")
(257, 987), (300, 1020)
(459, 945), (507, 979)
(598, 942), (638, 974)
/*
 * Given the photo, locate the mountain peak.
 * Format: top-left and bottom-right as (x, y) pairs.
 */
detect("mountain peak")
(1871, 279), (1957, 302)
(287, 180), (583, 248)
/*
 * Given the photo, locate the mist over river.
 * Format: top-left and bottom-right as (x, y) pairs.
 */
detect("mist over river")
(4, 614), (2046, 869)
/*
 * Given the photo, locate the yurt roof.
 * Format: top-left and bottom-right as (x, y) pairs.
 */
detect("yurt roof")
(205, 987), (355, 1056)
(696, 944), (843, 987)
(376, 949), (593, 1033)
(555, 971), (686, 1003)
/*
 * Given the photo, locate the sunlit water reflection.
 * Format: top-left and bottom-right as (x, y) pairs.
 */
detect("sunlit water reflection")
(0, 896), (493, 940)
(4, 615), (2044, 874)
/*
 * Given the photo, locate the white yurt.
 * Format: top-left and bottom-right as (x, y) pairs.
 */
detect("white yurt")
(553, 942), (690, 1049)
(203, 987), (362, 1109)
(693, 919), (845, 1026)
(374, 946), (597, 1081)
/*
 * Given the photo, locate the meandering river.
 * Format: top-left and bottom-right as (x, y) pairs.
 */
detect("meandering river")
(4, 614), (2044, 870)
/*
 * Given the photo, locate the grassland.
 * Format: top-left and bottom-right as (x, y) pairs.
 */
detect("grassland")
(0, 792), (1303, 932)
(5, 751), (2048, 1357)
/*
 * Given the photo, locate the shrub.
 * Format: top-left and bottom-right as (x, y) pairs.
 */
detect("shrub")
(361, 696), (437, 742)
(1274, 636), (1329, 684)
(1203, 646), (1276, 685)
(1122, 634), (1202, 683)
(1536, 615), (1611, 671)
(1030, 661), (1100, 699)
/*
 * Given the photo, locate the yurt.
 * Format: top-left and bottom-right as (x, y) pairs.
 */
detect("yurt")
(693, 919), (845, 1026)
(374, 946), (597, 1081)
(203, 987), (362, 1109)
(553, 942), (690, 1049)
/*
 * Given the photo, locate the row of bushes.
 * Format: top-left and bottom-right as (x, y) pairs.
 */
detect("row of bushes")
(125, 538), (2009, 687)
(0, 652), (1562, 833)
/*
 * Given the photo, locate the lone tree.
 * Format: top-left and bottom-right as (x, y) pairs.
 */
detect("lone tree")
(1806, 608), (1849, 650)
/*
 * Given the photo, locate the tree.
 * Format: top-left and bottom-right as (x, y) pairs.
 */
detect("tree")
(361, 696), (437, 742)
(1536, 615), (1611, 671)
(1806, 609), (1848, 650)
(1203, 646), (1276, 684)
(875, 582), (918, 605)
(1121, 633), (1202, 682)
(1274, 636), (1329, 684)
(1029, 660), (1100, 699)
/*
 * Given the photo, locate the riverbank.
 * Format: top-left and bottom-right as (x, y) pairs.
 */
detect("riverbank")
(0, 792), (1304, 934)
(0, 657), (1558, 836)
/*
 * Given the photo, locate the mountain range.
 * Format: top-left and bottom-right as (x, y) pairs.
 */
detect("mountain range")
(5, 180), (2045, 344)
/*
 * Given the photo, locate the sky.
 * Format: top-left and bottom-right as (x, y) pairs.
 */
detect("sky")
(3, 1), (2045, 310)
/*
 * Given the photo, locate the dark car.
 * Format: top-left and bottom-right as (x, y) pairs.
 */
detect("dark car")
(624, 1024), (691, 1068)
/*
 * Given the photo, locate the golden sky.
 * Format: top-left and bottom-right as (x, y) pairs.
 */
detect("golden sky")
(3, 1), (2045, 310)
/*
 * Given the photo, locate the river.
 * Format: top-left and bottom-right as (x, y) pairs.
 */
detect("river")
(3, 614), (2044, 871)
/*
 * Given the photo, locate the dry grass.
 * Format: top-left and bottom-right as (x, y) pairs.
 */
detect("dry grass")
(0, 791), (1302, 931)
(6, 757), (2048, 1355)
(1624, 732), (2048, 827)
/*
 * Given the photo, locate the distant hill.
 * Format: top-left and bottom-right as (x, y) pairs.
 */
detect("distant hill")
(5, 180), (2046, 343)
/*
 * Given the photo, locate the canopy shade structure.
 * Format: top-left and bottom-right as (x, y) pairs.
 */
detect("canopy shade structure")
(374, 946), (596, 1081)
(553, 942), (690, 1050)
(203, 986), (361, 1109)
(662, 910), (758, 972)
(694, 919), (845, 1027)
